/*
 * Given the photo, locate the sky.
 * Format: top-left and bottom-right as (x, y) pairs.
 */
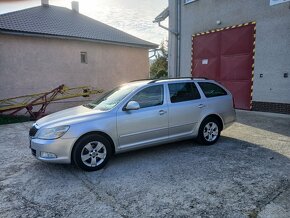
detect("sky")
(0, 0), (168, 45)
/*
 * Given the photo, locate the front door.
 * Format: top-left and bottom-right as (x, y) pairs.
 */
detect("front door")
(117, 84), (168, 149)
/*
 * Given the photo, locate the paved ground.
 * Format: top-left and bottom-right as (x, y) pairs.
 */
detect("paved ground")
(0, 110), (289, 218)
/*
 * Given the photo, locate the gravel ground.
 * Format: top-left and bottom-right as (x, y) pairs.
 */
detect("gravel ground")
(0, 110), (289, 218)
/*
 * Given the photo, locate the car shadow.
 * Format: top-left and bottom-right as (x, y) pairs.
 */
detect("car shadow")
(109, 136), (290, 168)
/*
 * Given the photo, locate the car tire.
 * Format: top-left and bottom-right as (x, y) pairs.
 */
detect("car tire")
(72, 134), (112, 171)
(197, 117), (221, 145)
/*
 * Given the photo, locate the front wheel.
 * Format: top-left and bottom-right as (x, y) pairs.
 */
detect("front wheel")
(72, 134), (112, 171)
(197, 117), (221, 145)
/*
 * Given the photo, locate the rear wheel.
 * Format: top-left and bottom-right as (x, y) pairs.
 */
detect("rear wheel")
(197, 117), (221, 145)
(72, 134), (112, 171)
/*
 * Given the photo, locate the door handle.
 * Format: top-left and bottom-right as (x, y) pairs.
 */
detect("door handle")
(198, 104), (205, 108)
(159, 110), (167, 115)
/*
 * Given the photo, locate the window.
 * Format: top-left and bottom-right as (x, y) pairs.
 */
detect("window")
(169, 82), (201, 103)
(198, 82), (227, 98)
(131, 85), (164, 109)
(80, 52), (87, 64)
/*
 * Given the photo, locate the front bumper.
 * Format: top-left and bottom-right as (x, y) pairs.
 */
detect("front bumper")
(30, 137), (77, 164)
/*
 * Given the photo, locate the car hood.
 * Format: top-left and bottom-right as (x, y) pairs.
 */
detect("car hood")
(36, 105), (102, 128)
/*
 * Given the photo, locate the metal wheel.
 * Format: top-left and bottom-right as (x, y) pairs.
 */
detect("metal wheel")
(197, 117), (221, 145)
(73, 134), (112, 171)
(203, 122), (219, 142)
(81, 141), (107, 167)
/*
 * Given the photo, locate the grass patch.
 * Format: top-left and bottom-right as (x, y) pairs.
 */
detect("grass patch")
(0, 115), (31, 125)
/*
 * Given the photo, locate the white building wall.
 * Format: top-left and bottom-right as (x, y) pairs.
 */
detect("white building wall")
(168, 0), (290, 104)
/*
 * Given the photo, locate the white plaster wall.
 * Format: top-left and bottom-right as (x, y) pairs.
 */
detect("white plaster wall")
(0, 34), (149, 113)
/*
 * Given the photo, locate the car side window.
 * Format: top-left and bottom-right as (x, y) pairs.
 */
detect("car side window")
(168, 82), (201, 103)
(198, 82), (227, 98)
(130, 85), (164, 109)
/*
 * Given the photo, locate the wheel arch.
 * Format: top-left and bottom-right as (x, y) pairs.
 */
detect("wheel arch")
(200, 114), (224, 131)
(71, 131), (116, 163)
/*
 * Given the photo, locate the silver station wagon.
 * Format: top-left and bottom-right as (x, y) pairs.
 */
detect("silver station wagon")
(29, 78), (236, 171)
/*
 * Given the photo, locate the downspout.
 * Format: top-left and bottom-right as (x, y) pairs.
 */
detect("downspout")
(157, 22), (178, 35)
(176, 0), (181, 78)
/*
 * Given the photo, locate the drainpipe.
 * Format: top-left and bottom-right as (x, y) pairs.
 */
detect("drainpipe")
(156, 22), (178, 35)
(176, 0), (181, 78)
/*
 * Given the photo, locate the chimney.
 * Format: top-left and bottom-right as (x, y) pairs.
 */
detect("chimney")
(41, 0), (49, 6)
(71, 1), (79, 13)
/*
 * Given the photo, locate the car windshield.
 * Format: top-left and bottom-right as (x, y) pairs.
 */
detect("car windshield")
(84, 84), (139, 111)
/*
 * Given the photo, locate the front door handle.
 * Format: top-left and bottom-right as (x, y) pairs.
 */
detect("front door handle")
(198, 104), (205, 108)
(159, 110), (167, 115)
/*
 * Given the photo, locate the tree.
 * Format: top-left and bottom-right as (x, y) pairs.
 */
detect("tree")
(150, 41), (168, 79)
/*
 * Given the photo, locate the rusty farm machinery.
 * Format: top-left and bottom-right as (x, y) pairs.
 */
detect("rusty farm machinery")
(0, 85), (103, 119)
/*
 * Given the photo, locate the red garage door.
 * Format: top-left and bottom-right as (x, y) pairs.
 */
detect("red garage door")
(191, 22), (256, 110)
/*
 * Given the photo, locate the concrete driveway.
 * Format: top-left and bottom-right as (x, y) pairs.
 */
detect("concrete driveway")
(0, 110), (290, 218)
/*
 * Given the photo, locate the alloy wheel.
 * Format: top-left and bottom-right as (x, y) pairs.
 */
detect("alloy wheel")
(203, 122), (219, 142)
(81, 141), (107, 167)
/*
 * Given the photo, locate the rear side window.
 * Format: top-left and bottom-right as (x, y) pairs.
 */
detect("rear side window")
(131, 85), (164, 108)
(169, 82), (201, 103)
(198, 82), (227, 98)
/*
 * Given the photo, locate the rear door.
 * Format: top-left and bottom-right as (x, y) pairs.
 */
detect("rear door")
(197, 81), (235, 125)
(167, 82), (203, 138)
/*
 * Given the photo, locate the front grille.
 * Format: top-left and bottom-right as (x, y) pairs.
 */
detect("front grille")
(29, 126), (38, 137)
(31, 149), (36, 156)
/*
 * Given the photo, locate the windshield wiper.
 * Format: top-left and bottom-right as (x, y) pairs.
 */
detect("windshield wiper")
(83, 104), (95, 109)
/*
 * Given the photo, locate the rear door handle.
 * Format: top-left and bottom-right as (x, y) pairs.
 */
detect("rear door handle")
(198, 104), (205, 108)
(159, 110), (167, 115)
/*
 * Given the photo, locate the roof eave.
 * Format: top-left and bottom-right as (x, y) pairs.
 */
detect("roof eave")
(153, 7), (169, 23)
(0, 29), (158, 49)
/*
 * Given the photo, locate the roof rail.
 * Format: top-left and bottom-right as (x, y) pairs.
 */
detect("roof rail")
(148, 77), (208, 83)
(129, 77), (208, 84)
(130, 79), (154, 82)
(177, 77), (208, 80)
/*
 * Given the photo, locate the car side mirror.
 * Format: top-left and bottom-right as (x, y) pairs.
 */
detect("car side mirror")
(125, 101), (140, 111)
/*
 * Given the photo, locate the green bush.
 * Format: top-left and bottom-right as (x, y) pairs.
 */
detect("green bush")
(150, 41), (168, 79)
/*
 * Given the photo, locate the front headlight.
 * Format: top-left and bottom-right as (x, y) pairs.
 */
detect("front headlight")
(36, 125), (70, 140)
